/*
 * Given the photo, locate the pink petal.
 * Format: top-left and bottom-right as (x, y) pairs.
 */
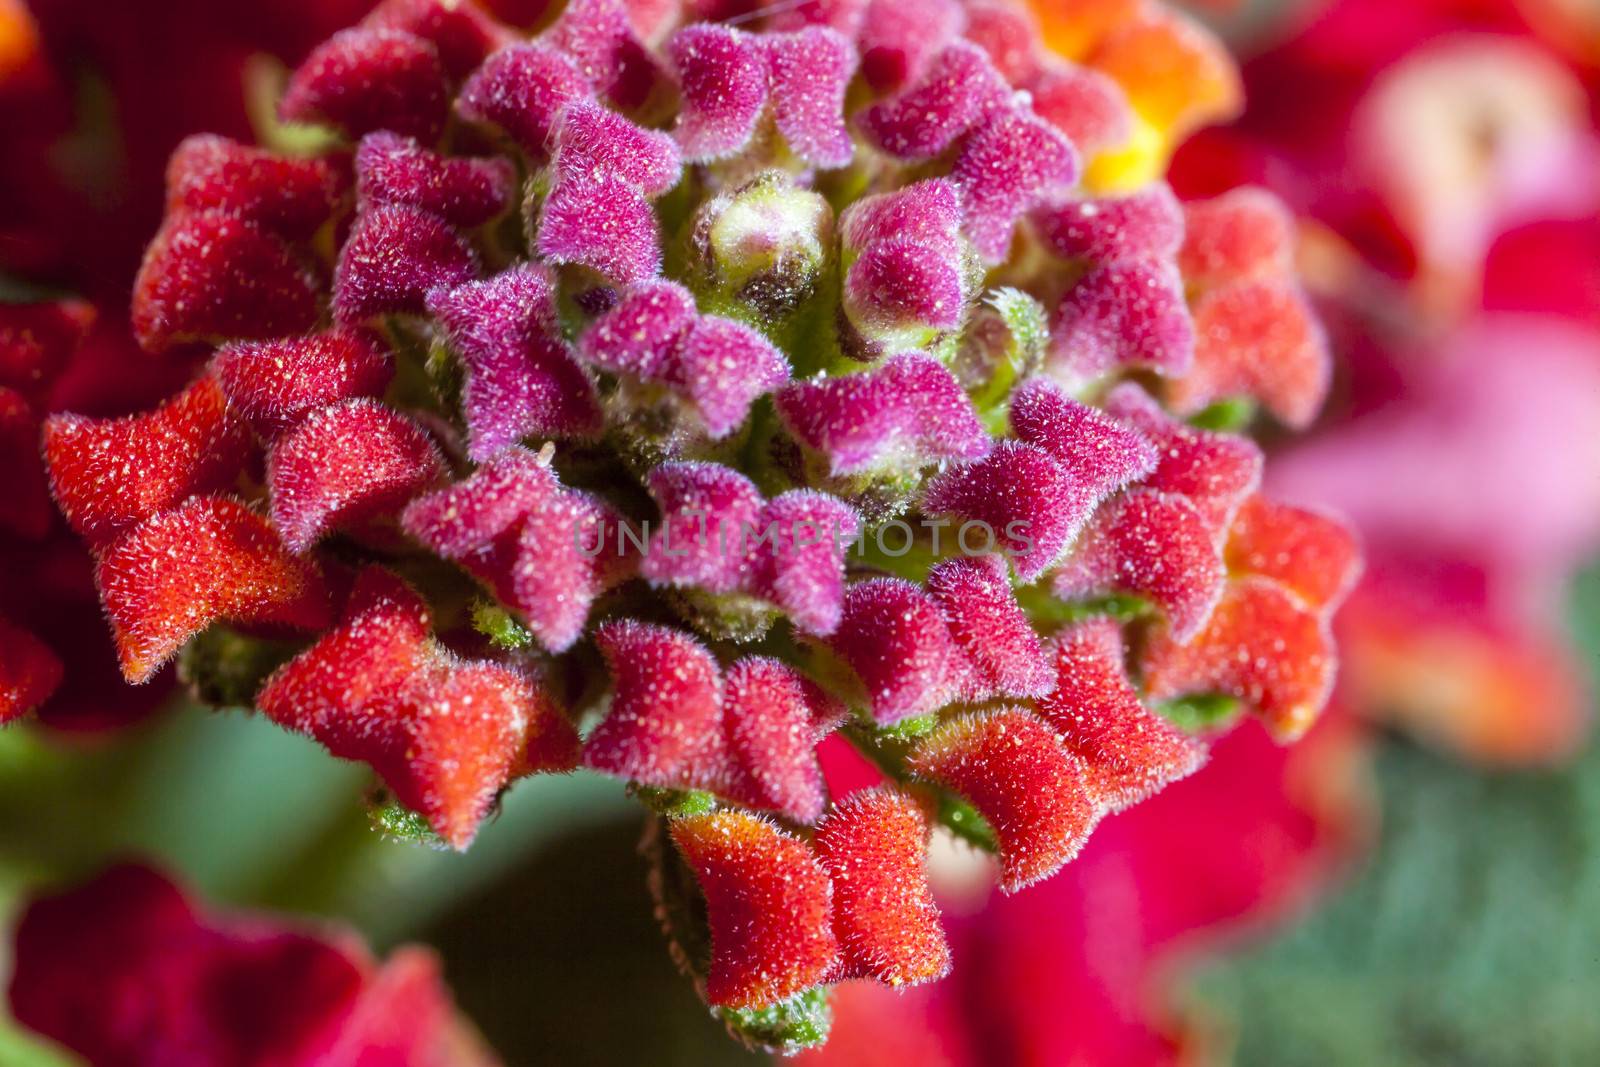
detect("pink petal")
(457, 43), (592, 160)
(355, 132), (516, 227)
(427, 266), (603, 457)
(920, 440), (1087, 582)
(1049, 260), (1194, 378)
(1007, 377), (1156, 498)
(267, 399), (445, 552)
(828, 577), (957, 725)
(954, 105), (1080, 263)
(576, 279), (698, 378)
(750, 490), (861, 636)
(1027, 63), (1131, 155)
(764, 28), (857, 169)
(963, 0), (1041, 83)
(401, 446), (557, 559)
(857, 0), (967, 93)
(1031, 183), (1184, 264)
(843, 240), (966, 340)
(1103, 383), (1262, 530)
(775, 353), (988, 476)
(857, 42), (1011, 161)
(668, 316), (789, 437)
(333, 204), (478, 325)
(553, 100), (681, 197)
(641, 461), (765, 593)
(668, 24), (769, 162)
(536, 170), (661, 284)
(545, 0), (669, 113)
(363, 0), (513, 80)
(926, 555), (1052, 700)
(840, 179), (965, 260)
(720, 657), (832, 823)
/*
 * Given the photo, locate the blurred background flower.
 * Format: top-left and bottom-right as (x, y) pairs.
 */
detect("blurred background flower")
(2, 0), (1598, 1064)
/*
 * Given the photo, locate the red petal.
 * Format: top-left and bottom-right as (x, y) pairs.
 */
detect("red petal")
(213, 329), (394, 437)
(355, 132), (516, 228)
(333, 204), (478, 325)
(908, 708), (1098, 892)
(1008, 376), (1156, 497)
(0, 615), (63, 723)
(166, 134), (343, 239)
(583, 620), (726, 789)
(1104, 383), (1262, 530)
(95, 496), (331, 683)
(1224, 495), (1361, 614)
(267, 399), (445, 552)
(133, 212), (320, 352)
(813, 787), (949, 986)
(1172, 277), (1330, 430)
(1178, 185), (1295, 290)
(0, 298), (94, 397)
(669, 810), (839, 1009)
(457, 43), (592, 160)
(280, 28), (450, 143)
(1035, 619), (1207, 812)
(828, 577), (957, 725)
(1052, 488), (1226, 643)
(1141, 575), (1337, 742)
(43, 375), (249, 544)
(926, 555), (1052, 700)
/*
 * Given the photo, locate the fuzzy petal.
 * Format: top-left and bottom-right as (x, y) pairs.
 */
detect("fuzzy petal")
(333, 204), (478, 325)
(355, 132), (517, 227)
(927, 555), (1052, 700)
(280, 28), (450, 143)
(214, 330), (394, 437)
(669, 24), (769, 162)
(1049, 260), (1193, 378)
(166, 135), (343, 239)
(828, 578), (957, 725)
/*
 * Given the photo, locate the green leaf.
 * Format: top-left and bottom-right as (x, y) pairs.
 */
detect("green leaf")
(718, 986), (833, 1056)
(1156, 693), (1243, 732)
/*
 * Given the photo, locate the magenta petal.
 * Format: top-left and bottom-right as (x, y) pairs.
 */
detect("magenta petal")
(764, 28), (857, 169)
(766, 0), (869, 35)
(921, 439), (1089, 581)
(457, 43), (592, 160)
(670, 317), (790, 438)
(856, 42), (1011, 161)
(402, 447), (558, 558)
(1027, 63), (1131, 156)
(510, 488), (628, 650)
(537, 171), (662, 285)
(554, 101), (682, 197)
(669, 24), (769, 163)
(844, 241), (966, 335)
(857, 0), (967, 93)
(1050, 260), (1194, 378)
(642, 462), (765, 593)
(1103, 383), (1263, 530)
(751, 490), (861, 637)
(828, 577), (957, 725)
(1008, 377), (1156, 499)
(775, 354), (988, 476)
(355, 132), (516, 228)
(333, 204), (478, 325)
(721, 657), (832, 823)
(1052, 489), (1226, 643)
(927, 555), (1052, 700)
(840, 179), (965, 259)
(280, 28), (449, 143)
(1031, 183), (1184, 264)
(963, 0), (1042, 82)
(577, 280), (698, 378)
(954, 105), (1080, 263)
(545, 0), (668, 113)
(427, 267), (603, 457)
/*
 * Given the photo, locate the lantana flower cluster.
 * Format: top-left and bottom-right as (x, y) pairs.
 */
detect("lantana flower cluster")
(15, 0), (1356, 1052)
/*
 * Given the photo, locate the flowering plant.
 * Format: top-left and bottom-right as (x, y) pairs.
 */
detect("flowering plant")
(2, 0), (1358, 1054)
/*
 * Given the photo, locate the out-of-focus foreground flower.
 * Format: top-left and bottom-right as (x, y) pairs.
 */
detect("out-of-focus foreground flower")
(7, 863), (498, 1066)
(0, 0), (1361, 1056)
